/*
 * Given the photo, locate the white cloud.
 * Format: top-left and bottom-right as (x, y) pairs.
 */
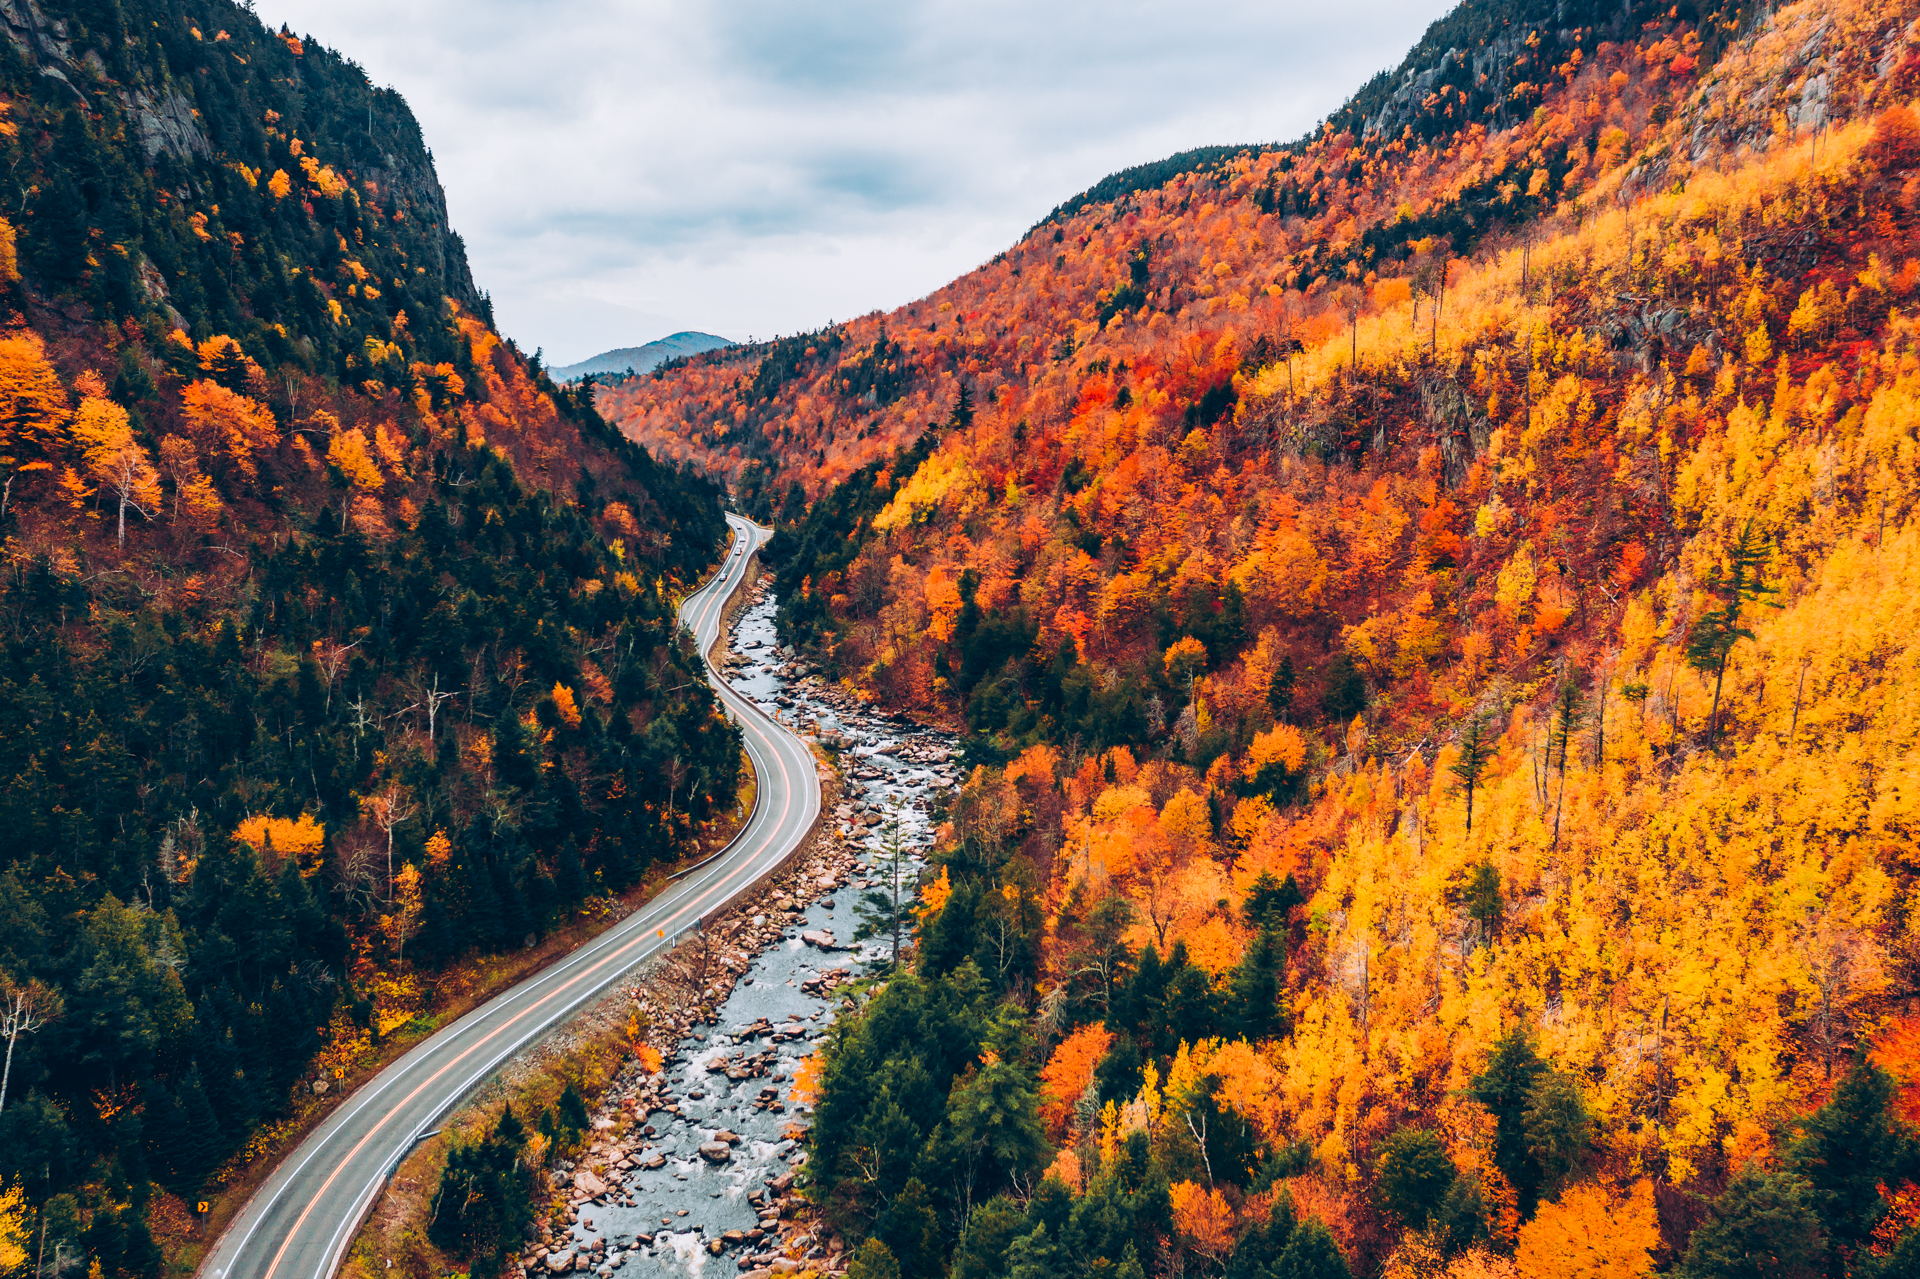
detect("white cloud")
(255, 0), (1455, 364)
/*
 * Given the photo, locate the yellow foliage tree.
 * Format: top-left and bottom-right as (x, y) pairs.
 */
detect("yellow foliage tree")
(1093, 785), (1152, 823)
(790, 1051), (824, 1104)
(1230, 796), (1276, 847)
(71, 397), (161, 546)
(1515, 1181), (1659, 1279)
(234, 812), (326, 873)
(1164, 635), (1209, 685)
(327, 426), (384, 490)
(925, 565), (964, 644)
(1043, 1147), (1084, 1192)
(1246, 724), (1307, 778)
(0, 330), (70, 501)
(1159, 788), (1213, 851)
(378, 862), (423, 963)
(0, 1179), (25, 1271)
(916, 864), (953, 926)
(873, 450), (983, 530)
(156, 435), (224, 529)
(1446, 1249), (1518, 1279)
(552, 682), (582, 729)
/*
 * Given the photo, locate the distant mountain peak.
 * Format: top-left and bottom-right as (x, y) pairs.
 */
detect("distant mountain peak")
(551, 332), (734, 382)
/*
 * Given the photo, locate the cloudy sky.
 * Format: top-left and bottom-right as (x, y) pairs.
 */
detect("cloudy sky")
(255, 0), (1455, 366)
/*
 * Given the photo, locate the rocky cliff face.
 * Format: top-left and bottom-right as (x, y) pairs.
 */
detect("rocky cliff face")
(0, 0), (480, 359)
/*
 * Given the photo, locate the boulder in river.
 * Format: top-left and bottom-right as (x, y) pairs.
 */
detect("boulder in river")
(572, 1169), (608, 1198)
(699, 1141), (733, 1163)
(800, 930), (838, 949)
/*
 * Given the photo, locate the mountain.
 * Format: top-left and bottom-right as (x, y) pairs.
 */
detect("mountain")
(549, 331), (734, 382)
(0, 0), (736, 1267)
(616, 0), (1920, 1271)
(607, 0), (1728, 501)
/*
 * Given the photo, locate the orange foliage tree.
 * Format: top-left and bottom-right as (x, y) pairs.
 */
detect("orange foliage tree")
(179, 379), (281, 480)
(1038, 1022), (1113, 1138)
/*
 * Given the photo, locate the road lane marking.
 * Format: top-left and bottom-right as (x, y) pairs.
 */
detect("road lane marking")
(246, 519), (816, 1279)
(220, 528), (763, 1272)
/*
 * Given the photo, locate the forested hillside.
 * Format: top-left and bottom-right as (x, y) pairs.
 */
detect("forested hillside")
(619, 0), (1920, 1272)
(0, 0), (733, 1272)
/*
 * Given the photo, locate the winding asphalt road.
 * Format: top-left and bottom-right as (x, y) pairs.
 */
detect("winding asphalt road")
(199, 512), (821, 1279)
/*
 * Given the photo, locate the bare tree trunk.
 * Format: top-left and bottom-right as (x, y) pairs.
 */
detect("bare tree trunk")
(1, 1024), (16, 1117)
(1707, 651), (1730, 749)
(1787, 660), (1808, 748)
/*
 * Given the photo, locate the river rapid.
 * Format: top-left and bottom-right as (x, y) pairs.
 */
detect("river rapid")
(529, 594), (958, 1279)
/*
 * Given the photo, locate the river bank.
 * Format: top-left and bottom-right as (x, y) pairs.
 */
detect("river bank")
(344, 580), (956, 1279)
(517, 593), (957, 1279)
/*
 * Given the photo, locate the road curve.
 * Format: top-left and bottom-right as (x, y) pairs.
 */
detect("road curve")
(199, 512), (820, 1279)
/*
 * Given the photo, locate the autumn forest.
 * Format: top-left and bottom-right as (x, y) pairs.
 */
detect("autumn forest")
(607, 0), (1920, 1272)
(1, 0), (1919, 1273)
(0, 0), (737, 1273)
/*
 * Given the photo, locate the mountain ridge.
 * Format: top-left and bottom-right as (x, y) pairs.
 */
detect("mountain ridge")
(610, 0), (1920, 1274)
(0, 0), (737, 1271)
(550, 330), (733, 382)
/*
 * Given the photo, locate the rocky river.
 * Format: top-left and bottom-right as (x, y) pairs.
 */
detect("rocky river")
(520, 592), (959, 1278)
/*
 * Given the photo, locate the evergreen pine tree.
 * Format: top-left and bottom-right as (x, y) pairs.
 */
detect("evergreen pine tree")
(426, 1113), (533, 1278)
(1243, 871), (1304, 933)
(1685, 520), (1779, 750)
(141, 1080), (193, 1196)
(556, 837), (589, 906)
(1121, 943), (1167, 1041)
(949, 382), (975, 434)
(495, 1102), (525, 1149)
(558, 1080), (590, 1138)
(496, 861), (532, 947)
(1375, 1128), (1455, 1229)
(854, 802), (915, 972)
(1679, 1166), (1823, 1279)
(174, 1065), (225, 1196)
(1094, 1034), (1144, 1104)
(1229, 927), (1287, 1041)
(35, 171), (90, 286)
(849, 1239), (901, 1279)
(1548, 678), (1584, 848)
(464, 858), (504, 949)
(1448, 711), (1495, 836)
(877, 1177), (943, 1279)
(418, 893), (457, 966)
(1461, 861), (1502, 949)
(1267, 656), (1297, 720)
(1321, 653), (1366, 723)
(1470, 1030), (1548, 1213)
(1522, 1069), (1590, 1203)
(1275, 1220), (1352, 1279)
(1790, 1054), (1919, 1270)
